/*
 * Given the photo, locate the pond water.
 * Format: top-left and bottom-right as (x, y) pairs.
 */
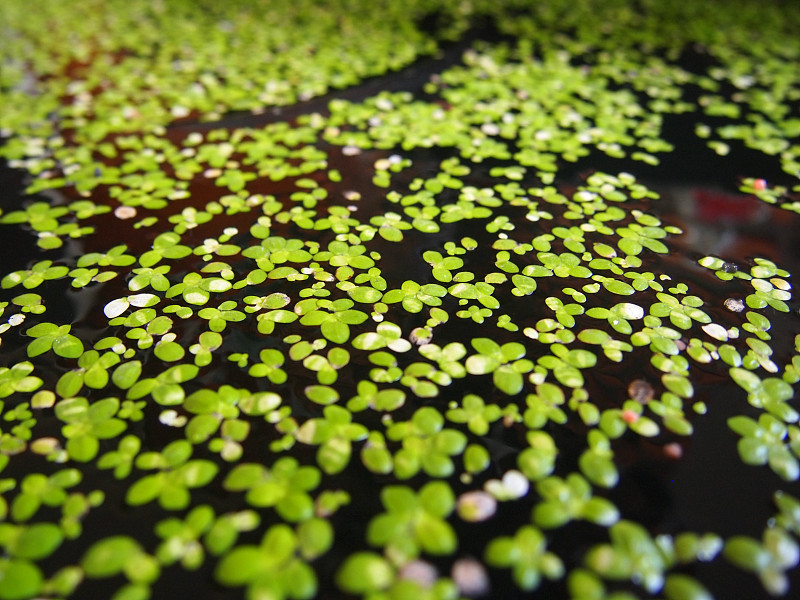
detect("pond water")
(2, 3), (800, 600)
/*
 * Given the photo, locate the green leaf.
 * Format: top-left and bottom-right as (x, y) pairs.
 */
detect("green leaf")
(466, 354), (498, 375)
(56, 370), (84, 398)
(379, 227), (403, 242)
(111, 583), (150, 600)
(512, 274), (537, 295)
(348, 286), (383, 303)
(336, 552), (394, 594)
(126, 474), (164, 506)
(494, 367), (524, 395)
(321, 320), (350, 343)
(419, 481), (455, 517)
(13, 523), (63, 560)
(602, 279), (635, 296)
(82, 536), (143, 577)
(215, 546), (266, 586)
(297, 518), (334, 559)
(518, 448), (556, 482)
(66, 435), (100, 463)
(178, 460), (218, 487)
(223, 464), (264, 491)
(85, 366), (111, 389)
(362, 443), (393, 474)
(464, 444), (490, 473)
(186, 414), (220, 443)
(317, 438), (352, 475)
(112, 361), (142, 389)
(305, 385), (339, 405)
(730, 368), (761, 393)
(583, 497), (620, 526)
(580, 451), (618, 488)
(415, 513), (457, 555)
(26, 337), (53, 358)
(723, 536), (771, 572)
(662, 374), (694, 398)
(184, 289), (210, 305)
(533, 502), (571, 529)
(281, 561), (317, 599)
(578, 329), (611, 345)
(268, 488), (313, 522)
(567, 349), (597, 369)
(154, 342), (186, 362)
(0, 560), (43, 600)
(53, 335), (85, 359)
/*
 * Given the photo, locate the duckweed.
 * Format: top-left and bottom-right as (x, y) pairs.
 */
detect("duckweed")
(1, 0), (800, 599)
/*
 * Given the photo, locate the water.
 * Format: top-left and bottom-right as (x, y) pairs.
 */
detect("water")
(2, 28), (800, 600)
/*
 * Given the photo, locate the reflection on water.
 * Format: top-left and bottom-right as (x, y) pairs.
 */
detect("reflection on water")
(663, 183), (798, 263)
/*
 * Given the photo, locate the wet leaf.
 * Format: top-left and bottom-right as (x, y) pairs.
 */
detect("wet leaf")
(336, 552), (394, 594)
(12, 523), (63, 560)
(82, 536), (143, 578)
(0, 560), (43, 600)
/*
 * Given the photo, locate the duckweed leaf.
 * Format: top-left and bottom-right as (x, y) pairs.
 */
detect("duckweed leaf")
(154, 341), (186, 362)
(533, 473), (619, 529)
(580, 431), (619, 488)
(223, 457), (319, 522)
(0, 559), (43, 600)
(26, 323), (84, 358)
(305, 385), (340, 406)
(215, 524), (319, 598)
(663, 574), (714, 600)
(336, 552), (394, 594)
(295, 405), (368, 474)
(584, 520), (668, 593)
(5, 523), (63, 560)
(367, 481), (457, 561)
(112, 361), (143, 390)
(723, 528), (799, 596)
(0, 362), (43, 398)
(518, 431), (558, 481)
(81, 536), (144, 578)
(485, 525), (564, 591)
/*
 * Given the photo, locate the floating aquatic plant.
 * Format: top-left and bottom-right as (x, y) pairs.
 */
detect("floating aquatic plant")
(1, 1), (800, 599)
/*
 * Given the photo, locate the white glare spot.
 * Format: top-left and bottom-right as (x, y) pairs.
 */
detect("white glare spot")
(457, 491), (497, 522)
(399, 560), (437, 587)
(114, 206), (137, 220)
(501, 470), (530, 498)
(171, 105), (190, 118)
(159, 410), (187, 427)
(103, 298), (130, 319)
(129, 293), (158, 307)
(702, 323), (728, 341)
(452, 558), (490, 597)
